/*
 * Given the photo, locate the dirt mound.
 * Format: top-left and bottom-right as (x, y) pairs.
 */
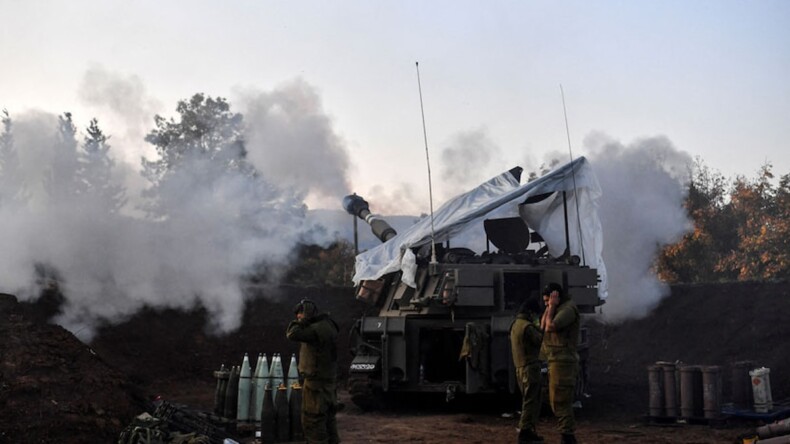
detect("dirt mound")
(0, 293), (149, 443)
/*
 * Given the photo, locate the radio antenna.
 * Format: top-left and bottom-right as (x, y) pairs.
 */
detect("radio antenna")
(416, 62), (438, 265)
(560, 84), (586, 265)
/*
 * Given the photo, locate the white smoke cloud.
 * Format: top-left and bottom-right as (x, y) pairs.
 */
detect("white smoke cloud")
(78, 65), (161, 164)
(366, 128), (507, 216)
(439, 128), (502, 201)
(0, 65), (694, 336)
(9, 111), (60, 207)
(0, 75), (349, 340)
(78, 66), (160, 214)
(364, 182), (423, 216)
(585, 132), (693, 321)
(238, 79), (351, 207)
(377, 127), (693, 323)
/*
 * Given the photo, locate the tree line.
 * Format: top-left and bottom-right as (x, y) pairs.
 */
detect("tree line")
(0, 94), (300, 218)
(2, 96), (786, 289)
(0, 109), (126, 213)
(657, 159), (790, 283)
(0, 95), (353, 291)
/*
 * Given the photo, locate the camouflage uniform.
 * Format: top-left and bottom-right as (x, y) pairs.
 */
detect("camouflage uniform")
(543, 296), (580, 435)
(510, 312), (543, 434)
(286, 309), (340, 444)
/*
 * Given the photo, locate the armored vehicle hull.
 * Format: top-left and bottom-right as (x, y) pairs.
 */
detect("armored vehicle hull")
(343, 158), (606, 408)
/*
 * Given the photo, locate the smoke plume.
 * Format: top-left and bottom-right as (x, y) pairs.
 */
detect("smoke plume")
(0, 64), (693, 336)
(0, 76), (351, 340)
(439, 128), (502, 200)
(239, 79), (351, 207)
(398, 128), (693, 323)
(78, 66), (161, 165)
(8, 111), (60, 205)
(78, 66), (161, 212)
(585, 132), (693, 321)
(364, 182), (423, 216)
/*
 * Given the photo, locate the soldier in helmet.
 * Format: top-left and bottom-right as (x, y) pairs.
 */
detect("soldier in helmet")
(510, 294), (545, 444)
(286, 299), (341, 444)
(542, 282), (580, 444)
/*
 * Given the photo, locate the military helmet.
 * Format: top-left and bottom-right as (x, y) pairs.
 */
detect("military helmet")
(294, 298), (318, 318)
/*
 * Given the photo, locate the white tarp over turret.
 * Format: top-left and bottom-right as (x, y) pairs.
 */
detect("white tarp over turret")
(352, 156), (608, 300)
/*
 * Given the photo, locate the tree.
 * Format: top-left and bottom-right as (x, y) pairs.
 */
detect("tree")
(139, 92), (310, 283)
(770, 173), (790, 275)
(141, 94), (255, 217)
(142, 93), (247, 186)
(77, 118), (126, 214)
(716, 164), (790, 280)
(284, 240), (356, 286)
(657, 160), (790, 283)
(657, 158), (736, 282)
(0, 109), (27, 206)
(44, 112), (82, 202)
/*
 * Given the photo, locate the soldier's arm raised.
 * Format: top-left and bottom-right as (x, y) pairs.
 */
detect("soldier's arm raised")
(544, 291), (559, 332)
(286, 319), (319, 343)
(540, 310), (550, 331)
(546, 303), (578, 332)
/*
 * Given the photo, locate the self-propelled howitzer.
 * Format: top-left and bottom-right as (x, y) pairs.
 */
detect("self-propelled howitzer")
(342, 166), (603, 409)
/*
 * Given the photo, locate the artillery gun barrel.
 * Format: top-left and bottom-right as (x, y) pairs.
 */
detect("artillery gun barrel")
(343, 194), (397, 243)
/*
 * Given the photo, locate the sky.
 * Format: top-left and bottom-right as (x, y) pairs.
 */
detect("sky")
(2, 0), (788, 214)
(0, 1), (788, 332)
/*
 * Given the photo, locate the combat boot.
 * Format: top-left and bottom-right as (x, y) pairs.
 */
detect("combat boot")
(518, 428), (545, 444)
(559, 433), (577, 444)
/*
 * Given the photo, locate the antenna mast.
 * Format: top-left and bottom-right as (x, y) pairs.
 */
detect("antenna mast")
(560, 84), (586, 265)
(416, 62), (438, 265)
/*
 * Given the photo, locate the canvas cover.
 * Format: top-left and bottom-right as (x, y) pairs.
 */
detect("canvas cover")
(352, 156), (608, 300)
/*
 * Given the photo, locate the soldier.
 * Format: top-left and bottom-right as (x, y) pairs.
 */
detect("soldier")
(542, 282), (580, 444)
(286, 299), (341, 444)
(510, 295), (545, 444)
